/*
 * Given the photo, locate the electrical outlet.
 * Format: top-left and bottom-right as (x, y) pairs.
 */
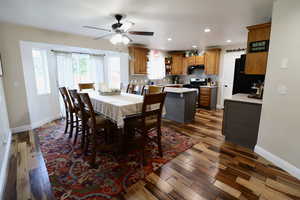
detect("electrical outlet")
(277, 85), (288, 95)
(280, 58), (289, 69)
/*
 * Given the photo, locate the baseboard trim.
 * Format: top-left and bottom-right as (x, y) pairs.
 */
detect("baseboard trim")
(255, 145), (300, 180)
(11, 115), (61, 133)
(0, 130), (12, 199)
(31, 115), (61, 129)
(217, 104), (223, 109)
(10, 124), (31, 133)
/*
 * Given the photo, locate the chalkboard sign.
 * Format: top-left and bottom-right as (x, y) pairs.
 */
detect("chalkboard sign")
(249, 40), (269, 53)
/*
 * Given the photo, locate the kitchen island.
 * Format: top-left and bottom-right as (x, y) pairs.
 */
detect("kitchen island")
(163, 87), (197, 123)
(223, 93), (262, 149)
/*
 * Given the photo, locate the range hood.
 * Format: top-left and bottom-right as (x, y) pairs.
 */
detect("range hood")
(187, 65), (205, 74)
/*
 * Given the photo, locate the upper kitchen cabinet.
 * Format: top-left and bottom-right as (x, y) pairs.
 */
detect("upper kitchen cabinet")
(245, 23), (271, 75)
(170, 53), (184, 75)
(186, 56), (205, 67)
(128, 46), (149, 75)
(204, 48), (221, 75)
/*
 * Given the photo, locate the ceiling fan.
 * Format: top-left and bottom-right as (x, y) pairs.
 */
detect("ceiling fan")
(83, 14), (154, 45)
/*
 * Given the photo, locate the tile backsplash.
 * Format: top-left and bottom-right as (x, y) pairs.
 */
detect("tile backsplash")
(129, 69), (218, 85)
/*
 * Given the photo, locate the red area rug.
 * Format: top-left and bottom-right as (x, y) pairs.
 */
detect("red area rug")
(35, 120), (197, 200)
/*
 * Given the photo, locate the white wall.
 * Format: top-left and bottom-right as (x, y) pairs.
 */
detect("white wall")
(0, 22), (127, 130)
(256, 0), (300, 178)
(0, 77), (12, 198)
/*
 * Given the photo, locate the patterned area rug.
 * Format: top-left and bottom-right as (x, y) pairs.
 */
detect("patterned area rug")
(35, 120), (198, 200)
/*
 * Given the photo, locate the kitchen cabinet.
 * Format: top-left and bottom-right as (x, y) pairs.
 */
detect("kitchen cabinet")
(204, 48), (221, 75)
(129, 46), (149, 74)
(199, 87), (217, 109)
(186, 56), (205, 67)
(245, 23), (271, 75)
(170, 53), (184, 75)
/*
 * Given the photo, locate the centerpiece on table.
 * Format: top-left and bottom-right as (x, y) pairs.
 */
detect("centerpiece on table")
(98, 83), (121, 96)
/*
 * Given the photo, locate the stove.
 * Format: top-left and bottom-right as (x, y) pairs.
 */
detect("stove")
(183, 78), (207, 88)
(183, 78), (207, 108)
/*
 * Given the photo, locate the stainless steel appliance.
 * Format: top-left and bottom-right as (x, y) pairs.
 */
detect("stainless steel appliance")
(183, 78), (207, 108)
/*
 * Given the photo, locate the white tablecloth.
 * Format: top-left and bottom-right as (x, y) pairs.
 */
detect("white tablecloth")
(88, 92), (144, 127)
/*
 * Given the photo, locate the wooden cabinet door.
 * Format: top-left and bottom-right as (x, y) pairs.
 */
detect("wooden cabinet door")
(200, 88), (211, 107)
(138, 48), (148, 74)
(195, 56), (205, 65)
(171, 54), (184, 75)
(182, 57), (188, 75)
(204, 49), (221, 75)
(129, 47), (148, 74)
(245, 52), (268, 75)
(186, 56), (196, 67)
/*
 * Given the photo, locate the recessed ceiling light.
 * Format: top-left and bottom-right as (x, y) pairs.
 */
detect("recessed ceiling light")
(204, 28), (211, 33)
(192, 45), (197, 48)
(167, 38), (172, 41)
(226, 40), (232, 43)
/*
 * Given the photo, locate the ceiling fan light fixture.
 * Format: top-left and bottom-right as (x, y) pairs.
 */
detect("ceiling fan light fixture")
(122, 36), (130, 45)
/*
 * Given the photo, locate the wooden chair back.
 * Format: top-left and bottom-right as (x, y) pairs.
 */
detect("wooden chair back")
(59, 87), (73, 112)
(148, 86), (165, 94)
(79, 83), (95, 91)
(142, 92), (167, 128)
(68, 89), (80, 112)
(79, 93), (96, 127)
(126, 84), (136, 94)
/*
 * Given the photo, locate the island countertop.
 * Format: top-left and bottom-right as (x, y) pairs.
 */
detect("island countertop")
(164, 87), (197, 93)
(225, 93), (263, 104)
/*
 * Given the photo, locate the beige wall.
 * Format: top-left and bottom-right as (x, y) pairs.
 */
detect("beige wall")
(0, 22), (126, 129)
(257, 0), (300, 168)
(0, 77), (11, 197)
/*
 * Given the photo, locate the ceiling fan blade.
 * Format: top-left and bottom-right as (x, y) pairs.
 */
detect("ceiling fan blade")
(94, 33), (115, 40)
(128, 31), (154, 36)
(122, 21), (135, 31)
(83, 26), (112, 32)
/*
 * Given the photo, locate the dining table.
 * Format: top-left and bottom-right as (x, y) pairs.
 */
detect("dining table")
(88, 91), (144, 128)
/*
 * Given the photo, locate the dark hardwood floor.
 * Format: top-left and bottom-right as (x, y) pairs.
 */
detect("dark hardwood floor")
(4, 109), (300, 200)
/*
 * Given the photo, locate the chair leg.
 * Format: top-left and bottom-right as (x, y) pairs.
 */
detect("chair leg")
(73, 116), (79, 145)
(91, 128), (97, 167)
(64, 111), (69, 134)
(85, 128), (90, 156)
(69, 113), (74, 139)
(81, 124), (86, 149)
(157, 128), (163, 157)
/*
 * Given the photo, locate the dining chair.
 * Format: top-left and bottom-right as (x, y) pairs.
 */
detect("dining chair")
(126, 84), (136, 94)
(79, 93), (111, 166)
(68, 89), (87, 146)
(124, 92), (167, 163)
(147, 85), (165, 94)
(59, 87), (76, 138)
(78, 83), (95, 91)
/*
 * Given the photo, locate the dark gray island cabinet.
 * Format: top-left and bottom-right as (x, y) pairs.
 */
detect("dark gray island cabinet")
(163, 87), (197, 123)
(222, 93), (262, 150)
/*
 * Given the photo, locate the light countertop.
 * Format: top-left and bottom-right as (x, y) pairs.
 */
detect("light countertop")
(225, 93), (263, 104)
(164, 87), (197, 93)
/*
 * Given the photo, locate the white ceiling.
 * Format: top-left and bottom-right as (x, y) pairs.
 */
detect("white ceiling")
(0, 0), (274, 50)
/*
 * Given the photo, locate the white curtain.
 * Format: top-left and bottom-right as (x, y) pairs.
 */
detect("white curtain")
(56, 52), (73, 88)
(147, 50), (166, 80)
(56, 52), (73, 116)
(90, 55), (105, 89)
(55, 52), (104, 115)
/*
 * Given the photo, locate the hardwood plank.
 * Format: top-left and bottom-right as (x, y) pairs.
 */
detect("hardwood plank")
(16, 142), (31, 200)
(214, 180), (241, 199)
(265, 178), (300, 198)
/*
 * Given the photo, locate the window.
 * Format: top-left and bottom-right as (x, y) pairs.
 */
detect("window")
(32, 49), (51, 95)
(72, 53), (91, 84)
(147, 50), (166, 80)
(107, 56), (121, 89)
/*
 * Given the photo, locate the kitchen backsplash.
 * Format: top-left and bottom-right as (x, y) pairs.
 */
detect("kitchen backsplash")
(129, 70), (218, 85)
